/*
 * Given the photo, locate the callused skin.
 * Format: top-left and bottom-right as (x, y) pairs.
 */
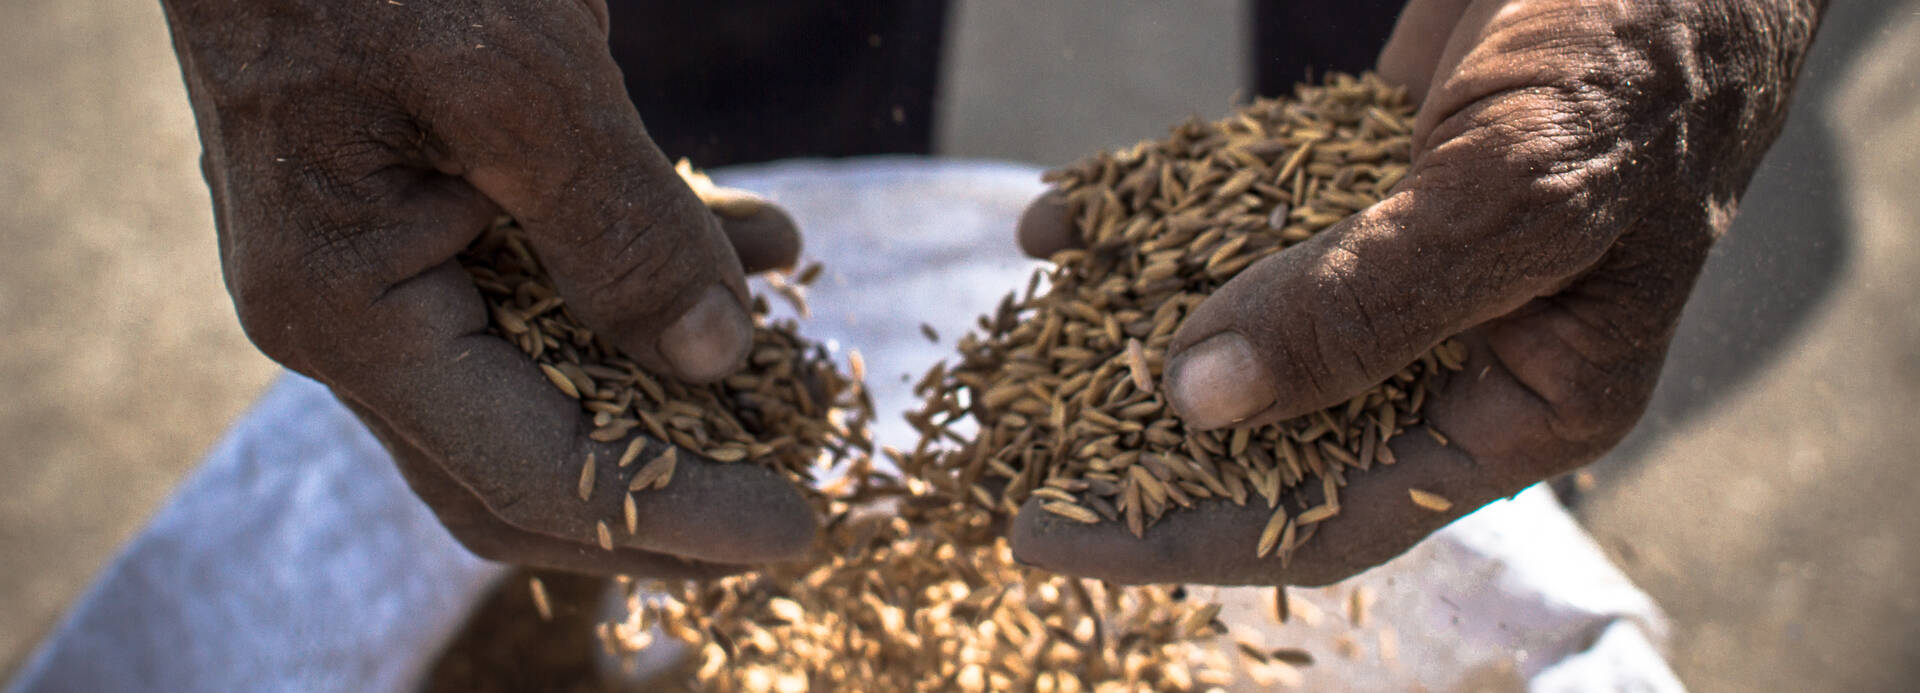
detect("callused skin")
(161, 0), (817, 575)
(1011, 0), (1827, 586)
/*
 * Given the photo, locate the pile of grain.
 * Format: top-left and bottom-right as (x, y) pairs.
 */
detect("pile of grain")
(461, 166), (1257, 690)
(462, 72), (1452, 686)
(460, 215), (872, 493)
(902, 72), (1465, 563)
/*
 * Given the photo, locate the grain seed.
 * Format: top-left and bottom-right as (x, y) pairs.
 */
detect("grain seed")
(528, 577), (552, 621)
(540, 363), (580, 399)
(577, 452), (596, 502)
(1041, 501), (1101, 524)
(1408, 488), (1453, 512)
(1125, 338), (1153, 393)
(623, 493), (638, 534)
(630, 448), (678, 492)
(618, 437), (645, 468)
(1256, 507), (1289, 558)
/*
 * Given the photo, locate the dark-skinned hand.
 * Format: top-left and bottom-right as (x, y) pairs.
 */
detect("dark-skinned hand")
(162, 0), (814, 576)
(1009, 0), (1826, 586)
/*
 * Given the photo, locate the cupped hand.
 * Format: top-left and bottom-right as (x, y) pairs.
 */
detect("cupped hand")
(163, 0), (814, 575)
(1009, 0), (1824, 585)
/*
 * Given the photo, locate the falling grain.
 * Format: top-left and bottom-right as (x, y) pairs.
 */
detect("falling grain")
(795, 262), (824, 286)
(528, 577), (552, 622)
(1348, 586), (1371, 627)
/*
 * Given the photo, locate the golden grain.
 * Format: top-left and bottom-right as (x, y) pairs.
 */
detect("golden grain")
(577, 452), (596, 502)
(528, 577), (552, 622)
(539, 363), (580, 399)
(630, 448), (677, 492)
(1041, 501), (1102, 524)
(1408, 488), (1453, 512)
(617, 437), (645, 468)
(1256, 507), (1289, 558)
(623, 493), (638, 535)
(1297, 504), (1339, 525)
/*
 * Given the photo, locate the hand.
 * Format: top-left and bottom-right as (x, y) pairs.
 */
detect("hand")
(163, 0), (814, 576)
(1009, 0), (1825, 585)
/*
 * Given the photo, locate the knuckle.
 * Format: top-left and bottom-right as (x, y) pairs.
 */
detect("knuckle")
(1305, 245), (1415, 387)
(1536, 333), (1662, 451)
(1548, 382), (1648, 454)
(224, 210), (392, 373)
(226, 243), (317, 367)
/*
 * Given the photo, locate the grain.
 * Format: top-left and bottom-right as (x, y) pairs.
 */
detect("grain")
(1042, 500), (1102, 524)
(577, 452), (595, 502)
(1408, 488), (1453, 512)
(528, 577), (552, 622)
(617, 437), (645, 468)
(609, 494), (1241, 692)
(1271, 648), (1314, 666)
(539, 363), (579, 399)
(1256, 506), (1289, 558)
(459, 173), (872, 500)
(490, 118), (1412, 690)
(629, 448), (677, 492)
(595, 520), (613, 551)
(1126, 337), (1153, 393)
(904, 72), (1464, 558)
(795, 262), (824, 286)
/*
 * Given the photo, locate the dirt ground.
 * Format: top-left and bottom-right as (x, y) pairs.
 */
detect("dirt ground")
(4, 1), (1916, 690)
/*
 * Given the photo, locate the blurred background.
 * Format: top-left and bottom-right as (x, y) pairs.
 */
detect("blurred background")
(2, 1), (1915, 690)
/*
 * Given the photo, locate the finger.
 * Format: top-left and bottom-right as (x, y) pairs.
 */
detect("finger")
(418, 17), (754, 384)
(1374, 0), (1478, 99)
(707, 190), (803, 273)
(1162, 21), (1656, 430)
(346, 398), (746, 579)
(1016, 190), (1081, 259)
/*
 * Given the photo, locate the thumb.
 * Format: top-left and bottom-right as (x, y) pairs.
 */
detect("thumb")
(423, 19), (753, 384)
(1164, 86), (1644, 430)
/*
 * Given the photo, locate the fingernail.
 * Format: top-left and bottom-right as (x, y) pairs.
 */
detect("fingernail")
(659, 286), (751, 383)
(1165, 333), (1277, 431)
(702, 187), (771, 219)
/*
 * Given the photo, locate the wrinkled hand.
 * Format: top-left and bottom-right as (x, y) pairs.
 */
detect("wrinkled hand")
(1010, 0), (1824, 585)
(163, 0), (814, 576)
